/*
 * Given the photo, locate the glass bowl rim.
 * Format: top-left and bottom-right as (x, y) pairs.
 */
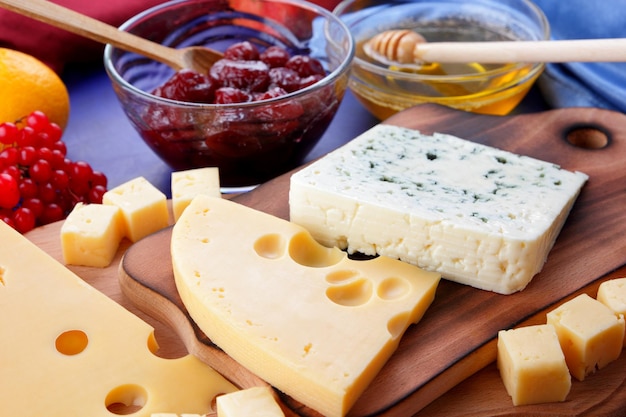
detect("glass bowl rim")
(103, 0), (355, 109)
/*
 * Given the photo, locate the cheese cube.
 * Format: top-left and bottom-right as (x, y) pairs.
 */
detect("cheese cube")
(597, 277), (626, 345)
(547, 294), (625, 381)
(171, 167), (221, 221)
(289, 125), (588, 294)
(60, 203), (123, 267)
(497, 324), (571, 406)
(217, 386), (284, 417)
(103, 176), (169, 242)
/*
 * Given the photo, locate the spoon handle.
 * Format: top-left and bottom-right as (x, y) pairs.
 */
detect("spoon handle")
(416, 38), (626, 63)
(0, 0), (185, 69)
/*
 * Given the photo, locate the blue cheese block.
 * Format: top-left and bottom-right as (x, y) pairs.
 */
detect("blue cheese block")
(289, 125), (588, 294)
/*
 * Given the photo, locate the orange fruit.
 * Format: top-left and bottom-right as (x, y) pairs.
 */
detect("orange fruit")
(0, 48), (70, 129)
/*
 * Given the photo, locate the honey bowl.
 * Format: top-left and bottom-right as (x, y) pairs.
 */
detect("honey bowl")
(333, 0), (550, 119)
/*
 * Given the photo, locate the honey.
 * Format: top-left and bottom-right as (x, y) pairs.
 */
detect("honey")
(350, 23), (544, 119)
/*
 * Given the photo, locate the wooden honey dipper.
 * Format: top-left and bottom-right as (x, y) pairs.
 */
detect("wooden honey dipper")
(364, 29), (626, 65)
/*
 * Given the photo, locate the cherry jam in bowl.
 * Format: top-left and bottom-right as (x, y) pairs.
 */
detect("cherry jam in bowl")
(104, 0), (354, 189)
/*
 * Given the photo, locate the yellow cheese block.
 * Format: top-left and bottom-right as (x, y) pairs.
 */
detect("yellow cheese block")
(497, 324), (571, 406)
(171, 195), (441, 417)
(597, 277), (626, 345)
(217, 386), (285, 417)
(171, 167), (221, 221)
(0, 221), (237, 416)
(547, 294), (625, 381)
(60, 203), (123, 267)
(103, 176), (169, 242)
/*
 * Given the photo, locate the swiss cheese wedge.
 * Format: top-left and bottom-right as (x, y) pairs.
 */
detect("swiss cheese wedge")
(171, 196), (441, 417)
(0, 221), (237, 416)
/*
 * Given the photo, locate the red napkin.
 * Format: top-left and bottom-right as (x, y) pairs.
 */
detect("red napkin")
(0, 0), (168, 73)
(0, 0), (342, 74)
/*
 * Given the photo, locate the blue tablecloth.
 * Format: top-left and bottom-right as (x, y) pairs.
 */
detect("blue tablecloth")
(533, 0), (626, 113)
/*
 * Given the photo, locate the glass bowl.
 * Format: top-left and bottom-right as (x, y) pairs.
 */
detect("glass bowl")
(104, 0), (354, 189)
(334, 0), (549, 119)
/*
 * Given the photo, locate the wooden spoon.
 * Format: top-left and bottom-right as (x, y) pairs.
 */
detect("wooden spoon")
(365, 29), (626, 66)
(0, 0), (224, 73)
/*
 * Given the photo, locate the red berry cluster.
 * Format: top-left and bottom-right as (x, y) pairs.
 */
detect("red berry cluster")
(152, 41), (326, 104)
(0, 111), (108, 234)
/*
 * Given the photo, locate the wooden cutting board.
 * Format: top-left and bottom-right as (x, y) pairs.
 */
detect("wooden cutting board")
(28, 104), (626, 416)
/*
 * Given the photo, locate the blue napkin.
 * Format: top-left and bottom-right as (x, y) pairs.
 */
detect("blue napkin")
(532, 0), (626, 113)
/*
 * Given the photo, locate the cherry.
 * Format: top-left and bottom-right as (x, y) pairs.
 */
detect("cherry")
(0, 122), (18, 145)
(210, 59), (271, 92)
(269, 67), (301, 93)
(0, 172), (20, 209)
(260, 46), (291, 68)
(286, 55), (326, 77)
(18, 146), (37, 166)
(29, 159), (53, 184)
(43, 121), (63, 143)
(88, 185), (107, 204)
(38, 183), (57, 204)
(90, 170), (108, 188)
(18, 178), (38, 199)
(48, 149), (67, 170)
(40, 203), (64, 225)
(26, 110), (50, 131)
(50, 140), (67, 156)
(22, 198), (44, 219)
(12, 207), (36, 234)
(0, 147), (18, 168)
(214, 87), (253, 104)
(69, 161), (94, 196)
(51, 169), (70, 190)
(224, 41), (260, 61)
(16, 126), (37, 148)
(152, 69), (216, 103)
(2, 165), (20, 181)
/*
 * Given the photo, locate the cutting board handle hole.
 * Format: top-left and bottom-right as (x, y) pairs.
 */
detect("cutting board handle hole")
(565, 125), (610, 150)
